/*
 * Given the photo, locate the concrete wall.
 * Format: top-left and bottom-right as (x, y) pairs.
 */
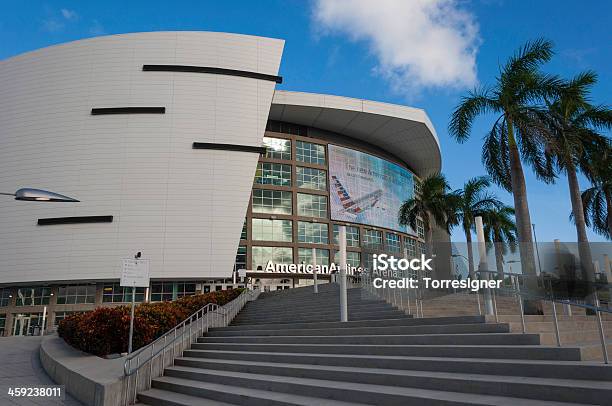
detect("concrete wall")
(0, 32), (284, 284)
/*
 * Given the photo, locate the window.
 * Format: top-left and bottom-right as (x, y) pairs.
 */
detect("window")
(102, 283), (145, 303)
(334, 251), (361, 268)
(150, 282), (196, 302)
(418, 241), (427, 256)
(252, 246), (293, 270)
(263, 137), (291, 160)
(252, 189), (292, 215)
(255, 163), (291, 187)
(416, 218), (425, 240)
(0, 314), (5, 336)
(241, 219), (247, 240)
(298, 221), (328, 244)
(363, 253), (374, 271)
(266, 121), (307, 136)
(54, 311), (87, 327)
(405, 237), (417, 258)
(386, 233), (401, 252)
(414, 178), (422, 196)
(296, 167), (326, 190)
(296, 141), (325, 165)
(363, 229), (382, 250)
(298, 248), (330, 266)
(56, 285), (96, 304)
(0, 289), (11, 307)
(297, 193), (328, 218)
(332, 225), (360, 247)
(252, 219), (293, 242)
(15, 287), (51, 306)
(235, 246), (247, 271)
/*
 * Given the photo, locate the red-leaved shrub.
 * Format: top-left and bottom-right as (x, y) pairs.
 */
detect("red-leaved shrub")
(58, 288), (243, 357)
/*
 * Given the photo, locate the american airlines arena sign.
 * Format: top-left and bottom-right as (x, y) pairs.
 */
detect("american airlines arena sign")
(251, 261), (364, 275)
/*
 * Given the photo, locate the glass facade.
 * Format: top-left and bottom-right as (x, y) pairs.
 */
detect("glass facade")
(252, 246), (293, 270)
(334, 251), (361, 268)
(15, 287), (51, 306)
(298, 248), (330, 266)
(102, 283), (145, 303)
(235, 245), (247, 271)
(252, 218), (293, 242)
(297, 193), (328, 218)
(332, 225), (360, 247)
(252, 189), (292, 215)
(296, 140), (326, 165)
(255, 163), (291, 186)
(0, 288), (10, 307)
(150, 282), (196, 302)
(386, 233), (401, 252)
(263, 136), (291, 160)
(297, 221), (329, 244)
(363, 229), (383, 250)
(296, 167), (327, 190)
(234, 124), (425, 278)
(56, 285), (96, 304)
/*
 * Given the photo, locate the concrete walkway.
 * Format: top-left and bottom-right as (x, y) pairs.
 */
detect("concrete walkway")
(0, 336), (81, 405)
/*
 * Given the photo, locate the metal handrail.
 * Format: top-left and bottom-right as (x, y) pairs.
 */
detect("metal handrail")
(123, 302), (218, 376)
(121, 288), (259, 405)
(360, 269), (610, 364)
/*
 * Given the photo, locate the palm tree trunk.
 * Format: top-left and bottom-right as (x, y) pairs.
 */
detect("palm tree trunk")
(465, 228), (475, 279)
(606, 190), (612, 238)
(567, 164), (596, 306)
(506, 119), (541, 314)
(494, 240), (505, 279)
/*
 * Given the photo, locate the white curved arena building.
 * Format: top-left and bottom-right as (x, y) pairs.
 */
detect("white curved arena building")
(0, 32), (441, 335)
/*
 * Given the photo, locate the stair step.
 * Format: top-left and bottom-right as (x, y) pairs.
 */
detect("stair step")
(152, 369), (592, 405)
(198, 332), (540, 345)
(165, 361), (612, 404)
(176, 352), (612, 381)
(206, 323), (509, 337)
(140, 382), (364, 406)
(188, 343), (582, 360)
(217, 316), (482, 332)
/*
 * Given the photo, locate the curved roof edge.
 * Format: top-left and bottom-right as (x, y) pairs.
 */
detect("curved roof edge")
(270, 90), (441, 177)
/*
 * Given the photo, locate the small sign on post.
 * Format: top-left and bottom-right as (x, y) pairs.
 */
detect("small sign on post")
(121, 259), (150, 288)
(121, 256), (150, 354)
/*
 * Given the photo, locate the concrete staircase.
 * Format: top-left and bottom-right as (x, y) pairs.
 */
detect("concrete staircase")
(138, 284), (612, 405)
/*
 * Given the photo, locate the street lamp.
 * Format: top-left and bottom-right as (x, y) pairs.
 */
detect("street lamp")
(0, 188), (79, 202)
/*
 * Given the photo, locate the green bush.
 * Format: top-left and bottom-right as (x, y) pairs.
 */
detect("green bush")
(58, 288), (243, 357)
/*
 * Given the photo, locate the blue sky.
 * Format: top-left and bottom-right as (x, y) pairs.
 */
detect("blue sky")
(1, 0), (610, 242)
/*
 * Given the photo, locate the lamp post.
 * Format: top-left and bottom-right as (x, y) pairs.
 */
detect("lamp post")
(338, 225), (348, 322)
(0, 188), (79, 202)
(475, 216), (494, 315)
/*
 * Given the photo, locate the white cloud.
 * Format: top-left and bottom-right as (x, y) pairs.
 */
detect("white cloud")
(61, 8), (79, 21)
(312, 0), (480, 96)
(89, 20), (105, 36)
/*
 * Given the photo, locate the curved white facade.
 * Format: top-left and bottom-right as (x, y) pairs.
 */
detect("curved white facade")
(0, 32), (284, 284)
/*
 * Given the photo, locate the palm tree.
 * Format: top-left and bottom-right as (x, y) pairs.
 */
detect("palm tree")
(451, 176), (502, 279)
(449, 39), (561, 312)
(581, 147), (612, 240)
(399, 174), (456, 254)
(482, 206), (517, 279)
(536, 71), (612, 293)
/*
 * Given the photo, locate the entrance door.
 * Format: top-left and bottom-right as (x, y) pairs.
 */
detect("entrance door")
(12, 315), (30, 336)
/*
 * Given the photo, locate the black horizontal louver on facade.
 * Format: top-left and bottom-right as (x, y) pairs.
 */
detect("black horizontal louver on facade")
(91, 107), (165, 115)
(38, 216), (113, 226)
(193, 142), (267, 154)
(143, 64), (283, 84)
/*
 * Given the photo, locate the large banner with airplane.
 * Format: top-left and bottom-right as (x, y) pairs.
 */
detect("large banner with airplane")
(328, 145), (416, 235)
